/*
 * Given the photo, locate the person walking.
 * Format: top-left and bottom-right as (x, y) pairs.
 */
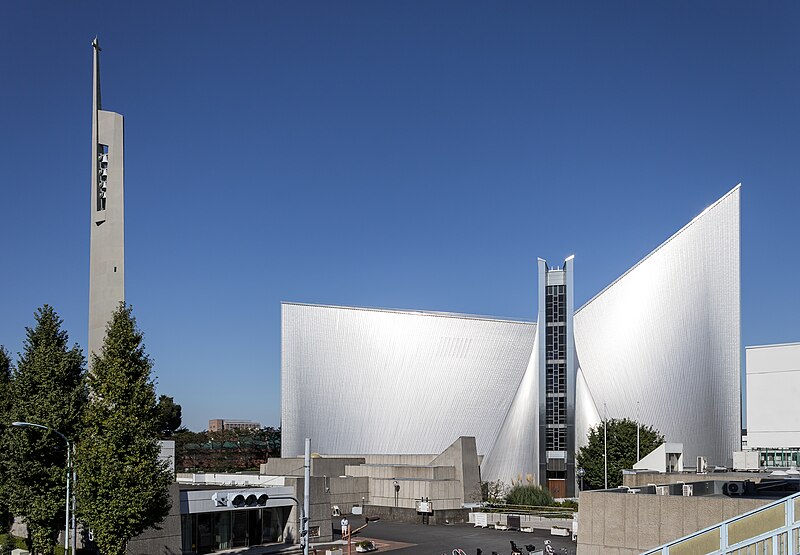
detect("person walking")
(341, 516), (350, 539)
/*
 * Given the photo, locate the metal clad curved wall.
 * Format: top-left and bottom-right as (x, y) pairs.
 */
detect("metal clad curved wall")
(480, 332), (540, 484)
(281, 304), (536, 458)
(573, 187), (741, 465)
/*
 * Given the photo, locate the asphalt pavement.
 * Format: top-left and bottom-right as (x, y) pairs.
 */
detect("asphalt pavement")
(333, 518), (577, 555)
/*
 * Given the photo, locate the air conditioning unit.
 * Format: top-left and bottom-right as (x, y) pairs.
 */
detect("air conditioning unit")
(697, 456), (708, 474)
(682, 484), (693, 497)
(724, 481), (746, 496)
(656, 486), (669, 496)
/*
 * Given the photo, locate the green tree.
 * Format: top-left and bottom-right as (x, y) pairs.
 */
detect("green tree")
(173, 426), (281, 473)
(155, 394), (183, 437)
(0, 346), (13, 533)
(75, 304), (172, 555)
(0, 346), (11, 420)
(2, 306), (86, 554)
(576, 418), (664, 490)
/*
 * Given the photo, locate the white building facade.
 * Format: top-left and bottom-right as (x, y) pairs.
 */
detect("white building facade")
(282, 187), (742, 496)
(745, 342), (800, 468)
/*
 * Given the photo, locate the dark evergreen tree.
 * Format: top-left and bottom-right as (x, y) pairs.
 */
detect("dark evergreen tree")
(2, 306), (85, 554)
(155, 394), (182, 437)
(75, 304), (172, 555)
(0, 346), (13, 533)
(575, 418), (664, 490)
(0, 346), (11, 420)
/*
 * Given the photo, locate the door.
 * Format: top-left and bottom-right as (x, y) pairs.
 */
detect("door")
(548, 479), (566, 499)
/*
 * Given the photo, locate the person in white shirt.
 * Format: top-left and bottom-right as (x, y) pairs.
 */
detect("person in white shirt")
(341, 516), (350, 538)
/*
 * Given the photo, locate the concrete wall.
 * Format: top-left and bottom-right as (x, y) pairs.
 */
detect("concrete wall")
(576, 490), (769, 555)
(327, 476), (370, 515)
(346, 464), (455, 480)
(360, 505), (470, 525)
(360, 454), (437, 465)
(127, 483), (182, 555)
(430, 436), (481, 504)
(283, 476), (368, 542)
(261, 457), (366, 477)
(368, 477), (463, 510)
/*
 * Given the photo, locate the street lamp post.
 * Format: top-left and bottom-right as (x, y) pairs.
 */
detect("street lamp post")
(12, 422), (73, 554)
(576, 467), (585, 491)
(603, 402), (608, 490)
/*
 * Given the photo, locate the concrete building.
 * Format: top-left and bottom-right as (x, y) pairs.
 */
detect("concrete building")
(208, 419), (262, 432)
(128, 437), (480, 554)
(127, 482), (299, 554)
(741, 342), (800, 469)
(88, 38), (125, 362)
(633, 443), (685, 474)
(262, 436), (481, 521)
(283, 187), (742, 497)
(577, 477), (800, 554)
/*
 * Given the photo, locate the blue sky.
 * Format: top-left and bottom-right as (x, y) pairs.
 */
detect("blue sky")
(1, 2), (798, 431)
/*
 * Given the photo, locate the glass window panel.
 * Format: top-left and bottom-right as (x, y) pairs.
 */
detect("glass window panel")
(232, 511), (248, 548)
(215, 512), (231, 551)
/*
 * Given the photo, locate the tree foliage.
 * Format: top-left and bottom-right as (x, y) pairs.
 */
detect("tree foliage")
(575, 418), (664, 490)
(0, 346), (12, 533)
(1, 306), (86, 554)
(75, 304), (172, 555)
(174, 426), (281, 472)
(0, 346), (11, 422)
(155, 395), (183, 437)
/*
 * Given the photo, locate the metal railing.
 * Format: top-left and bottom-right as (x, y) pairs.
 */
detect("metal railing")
(478, 503), (576, 519)
(641, 490), (800, 555)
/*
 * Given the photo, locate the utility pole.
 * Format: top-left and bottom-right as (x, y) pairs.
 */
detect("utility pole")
(71, 443), (77, 554)
(604, 402), (608, 490)
(636, 401), (640, 462)
(304, 438), (310, 555)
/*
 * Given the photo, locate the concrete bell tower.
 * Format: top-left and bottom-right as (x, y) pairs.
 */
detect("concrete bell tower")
(88, 38), (125, 364)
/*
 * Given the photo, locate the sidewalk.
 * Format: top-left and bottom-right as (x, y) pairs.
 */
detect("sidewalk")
(213, 539), (348, 555)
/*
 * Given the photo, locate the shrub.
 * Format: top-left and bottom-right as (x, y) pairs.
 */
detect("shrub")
(504, 484), (555, 507)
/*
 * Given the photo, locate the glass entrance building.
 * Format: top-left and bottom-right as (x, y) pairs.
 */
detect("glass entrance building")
(181, 507), (290, 554)
(178, 486), (295, 554)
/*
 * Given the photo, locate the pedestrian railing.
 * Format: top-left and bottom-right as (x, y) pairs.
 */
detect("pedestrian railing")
(641, 490), (800, 555)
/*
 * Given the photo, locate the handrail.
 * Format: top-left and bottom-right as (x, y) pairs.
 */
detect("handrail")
(473, 504), (578, 517)
(477, 503), (576, 518)
(640, 489), (800, 554)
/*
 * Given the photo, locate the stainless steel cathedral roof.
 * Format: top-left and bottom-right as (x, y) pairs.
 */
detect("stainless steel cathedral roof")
(282, 186), (742, 482)
(281, 303), (536, 458)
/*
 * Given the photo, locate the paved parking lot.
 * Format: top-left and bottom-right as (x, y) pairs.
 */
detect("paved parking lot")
(335, 519), (577, 555)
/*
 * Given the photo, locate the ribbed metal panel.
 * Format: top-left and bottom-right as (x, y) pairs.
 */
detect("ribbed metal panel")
(281, 304), (536, 458)
(573, 186), (741, 466)
(480, 332), (539, 483)
(281, 187), (742, 480)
